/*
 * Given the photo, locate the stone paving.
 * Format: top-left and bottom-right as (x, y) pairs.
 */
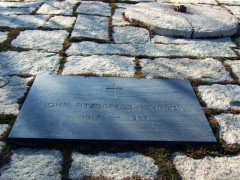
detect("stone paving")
(0, 0), (240, 179)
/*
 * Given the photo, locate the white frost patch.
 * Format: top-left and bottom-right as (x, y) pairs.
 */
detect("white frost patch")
(0, 124), (10, 137)
(173, 152), (240, 180)
(0, 149), (62, 180)
(62, 55), (135, 77)
(0, 31), (8, 43)
(0, 50), (61, 76)
(69, 151), (158, 179)
(12, 30), (69, 52)
(141, 58), (232, 82)
(198, 84), (240, 110)
(44, 16), (76, 29)
(214, 113), (240, 144)
(225, 60), (240, 79)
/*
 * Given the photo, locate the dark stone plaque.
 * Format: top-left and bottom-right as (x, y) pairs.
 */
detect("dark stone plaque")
(8, 75), (216, 144)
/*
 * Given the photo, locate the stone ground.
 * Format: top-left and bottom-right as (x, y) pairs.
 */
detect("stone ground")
(0, 0), (240, 179)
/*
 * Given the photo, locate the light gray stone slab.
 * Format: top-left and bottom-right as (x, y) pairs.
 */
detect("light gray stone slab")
(115, 3), (136, 9)
(125, 3), (238, 38)
(67, 41), (237, 58)
(141, 58), (232, 82)
(37, 0), (78, 15)
(218, 0), (240, 5)
(0, 1), (44, 8)
(173, 152), (240, 180)
(0, 31), (8, 43)
(0, 76), (29, 115)
(0, 15), (49, 28)
(71, 14), (109, 41)
(225, 5), (240, 19)
(62, 55), (135, 77)
(225, 60), (240, 79)
(12, 30), (69, 52)
(214, 113), (240, 144)
(153, 36), (236, 47)
(0, 50), (61, 76)
(112, 8), (130, 26)
(0, 141), (5, 154)
(44, 16), (76, 29)
(198, 84), (240, 110)
(76, 1), (111, 17)
(69, 151), (158, 179)
(0, 149), (62, 180)
(113, 26), (149, 43)
(0, 7), (35, 15)
(156, 0), (217, 4)
(0, 124), (10, 138)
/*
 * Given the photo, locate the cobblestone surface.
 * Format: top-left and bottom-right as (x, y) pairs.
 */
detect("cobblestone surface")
(0, 31), (8, 43)
(225, 60), (240, 79)
(44, 16), (76, 29)
(0, 124), (10, 138)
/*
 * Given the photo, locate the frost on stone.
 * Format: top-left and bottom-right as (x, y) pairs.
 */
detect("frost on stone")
(71, 14), (109, 41)
(0, 1), (45, 8)
(218, 0), (240, 5)
(0, 124), (10, 138)
(69, 151), (158, 179)
(156, 0), (217, 4)
(37, 0), (78, 15)
(112, 8), (130, 26)
(62, 55), (135, 77)
(0, 15), (49, 28)
(113, 26), (150, 44)
(76, 1), (111, 17)
(12, 30), (69, 52)
(214, 113), (240, 144)
(0, 7), (35, 15)
(141, 58), (232, 82)
(0, 31), (8, 43)
(225, 6), (240, 19)
(44, 16), (76, 29)
(0, 50), (61, 76)
(225, 60), (240, 79)
(173, 152), (240, 180)
(198, 84), (240, 110)
(0, 76), (30, 115)
(0, 149), (62, 180)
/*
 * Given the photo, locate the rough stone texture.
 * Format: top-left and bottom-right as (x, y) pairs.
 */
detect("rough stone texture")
(198, 84), (240, 110)
(0, 124), (10, 138)
(112, 8), (130, 26)
(0, 149), (62, 180)
(0, 7), (35, 15)
(214, 113), (240, 144)
(173, 152), (240, 180)
(69, 152), (158, 179)
(0, 76), (29, 115)
(125, 3), (238, 38)
(44, 16), (76, 29)
(153, 36), (236, 47)
(0, 31), (8, 43)
(76, 1), (111, 17)
(67, 41), (237, 58)
(62, 55), (135, 77)
(0, 1), (44, 8)
(141, 58), (232, 82)
(0, 50), (61, 76)
(225, 6), (240, 19)
(156, 0), (217, 4)
(113, 26), (150, 43)
(12, 30), (69, 52)
(71, 14), (109, 41)
(0, 141), (5, 154)
(37, 0), (78, 15)
(218, 0), (240, 5)
(0, 15), (48, 28)
(225, 60), (240, 79)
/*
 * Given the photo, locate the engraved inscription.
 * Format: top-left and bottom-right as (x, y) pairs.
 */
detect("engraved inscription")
(106, 84), (123, 98)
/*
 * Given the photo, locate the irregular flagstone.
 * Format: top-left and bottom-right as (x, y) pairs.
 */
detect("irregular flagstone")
(66, 41), (237, 58)
(140, 58), (232, 82)
(0, 124), (10, 138)
(0, 149), (62, 180)
(225, 60), (240, 79)
(0, 7), (35, 15)
(69, 151), (158, 179)
(112, 8), (130, 26)
(12, 30), (69, 52)
(44, 16), (76, 29)
(198, 84), (240, 110)
(0, 31), (8, 43)
(62, 55), (135, 77)
(0, 15), (49, 28)
(224, 6), (240, 19)
(156, 0), (217, 4)
(153, 36), (236, 47)
(113, 26), (150, 43)
(125, 3), (238, 38)
(0, 1), (45, 8)
(0, 50), (61, 76)
(37, 0), (78, 15)
(0, 141), (5, 154)
(71, 14), (109, 41)
(218, 0), (240, 5)
(115, 3), (137, 9)
(173, 152), (240, 180)
(214, 113), (240, 144)
(76, 1), (111, 17)
(0, 76), (30, 115)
